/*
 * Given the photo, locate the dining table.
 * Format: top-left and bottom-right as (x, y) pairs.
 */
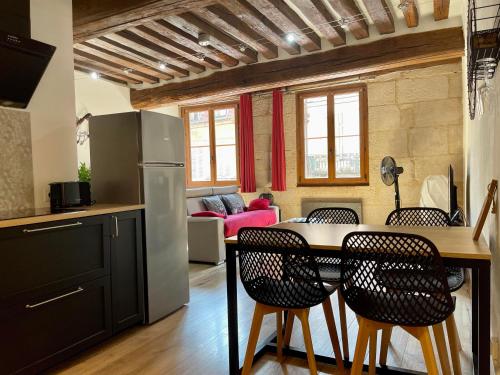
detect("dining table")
(224, 222), (492, 375)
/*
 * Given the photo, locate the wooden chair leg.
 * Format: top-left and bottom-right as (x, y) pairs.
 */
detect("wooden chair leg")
(432, 323), (452, 375)
(276, 311), (283, 361)
(337, 291), (350, 360)
(351, 317), (371, 375)
(284, 311), (294, 347)
(242, 303), (265, 375)
(445, 315), (462, 375)
(296, 309), (318, 375)
(369, 331), (377, 375)
(322, 298), (345, 374)
(416, 327), (440, 375)
(379, 327), (392, 366)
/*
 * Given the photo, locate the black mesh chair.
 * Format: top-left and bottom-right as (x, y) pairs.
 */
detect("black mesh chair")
(238, 227), (344, 375)
(302, 207), (359, 360)
(341, 232), (458, 375)
(384, 207), (464, 374)
(385, 207), (465, 292)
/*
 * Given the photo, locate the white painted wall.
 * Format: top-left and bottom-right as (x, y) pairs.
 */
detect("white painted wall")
(29, 0), (78, 207)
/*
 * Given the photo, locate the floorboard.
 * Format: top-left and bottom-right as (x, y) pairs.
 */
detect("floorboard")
(48, 263), (474, 375)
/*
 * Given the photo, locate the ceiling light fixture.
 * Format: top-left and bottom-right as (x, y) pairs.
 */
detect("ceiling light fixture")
(285, 33), (296, 43)
(398, 0), (411, 12)
(123, 68), (133, 74)
(195, 52), (206, 61)
(238, 44), (247, 52)
(198, 32), (210, 47)
(339, 18), (349, 30)
(90, 71), (100, 80)
(159, 62), (167, 70)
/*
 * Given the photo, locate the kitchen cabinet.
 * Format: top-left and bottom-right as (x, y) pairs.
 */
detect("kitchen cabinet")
(0, 209), (144, 375)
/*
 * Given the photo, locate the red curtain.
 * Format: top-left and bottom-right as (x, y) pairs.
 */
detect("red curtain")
(272, 89), (286, 191)
(239, 94), (256, 192)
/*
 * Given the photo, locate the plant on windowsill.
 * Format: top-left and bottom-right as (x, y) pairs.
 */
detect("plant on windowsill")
(78, 162), (91, 183)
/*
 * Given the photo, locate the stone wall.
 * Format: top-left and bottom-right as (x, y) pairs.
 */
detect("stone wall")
(241, 62), (464, 224)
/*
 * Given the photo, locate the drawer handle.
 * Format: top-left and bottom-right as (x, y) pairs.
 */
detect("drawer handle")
(22, 221), (83, 233)
(25, 287), (84, 309)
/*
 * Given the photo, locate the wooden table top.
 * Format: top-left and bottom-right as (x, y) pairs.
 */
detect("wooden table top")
(225, 222), (491, 260)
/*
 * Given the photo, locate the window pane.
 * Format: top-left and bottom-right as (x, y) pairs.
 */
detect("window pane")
(216, 145), (237, 181)
(305, 138), (328, 178)
(335, 136), (360, 178)
(214, 108), (236, 146)
(304, 96), (327, 139)
(334, 92), (361, 178)
(189, 111), (209, 147)
(191, 147), (211, 181)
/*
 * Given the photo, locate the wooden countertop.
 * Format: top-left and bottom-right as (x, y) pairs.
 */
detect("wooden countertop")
(225, 222), (491, 261)
(0, 204), (145, 229)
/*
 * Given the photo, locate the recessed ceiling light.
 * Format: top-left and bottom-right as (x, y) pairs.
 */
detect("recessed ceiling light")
(90, 71), (100, 80)
(159, 62), (167, 70)
(198, 33), (210, 47)
(285, 33), (296, 43)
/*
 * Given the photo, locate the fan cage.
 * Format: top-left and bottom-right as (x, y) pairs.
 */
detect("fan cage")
(468, 0), (500, 119)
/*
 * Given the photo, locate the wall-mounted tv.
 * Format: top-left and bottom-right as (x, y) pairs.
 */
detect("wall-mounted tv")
(0, 30), (56, 109)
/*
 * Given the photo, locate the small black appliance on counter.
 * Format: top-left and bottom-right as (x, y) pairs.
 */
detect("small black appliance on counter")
(49, 182), (91, 210)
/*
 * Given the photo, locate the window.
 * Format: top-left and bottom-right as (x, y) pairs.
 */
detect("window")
(183, 103), (239, 187)
(297, 85), (368, 186)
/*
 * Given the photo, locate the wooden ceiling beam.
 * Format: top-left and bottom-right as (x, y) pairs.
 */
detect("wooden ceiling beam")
(74, 58), (142, 85)
(73, 0), (215, 42)
(194, 5), (278, 59)
(361, 0), (395, 34)
(172, 13), (258, 64)
(79, 41), (174, 80)
(106, 31), (198, 75)
(130, 27), (464, 108)
(400, 0), (419, 28)
(247, 0), (321, 51)
(132, 25), (222, 69)
(74, 48), (159, 84)
(75, 65), (128, 85)
(434, 0), (450, 21)
(218, 0), (300, 55)
(326, 0), (369, 39)
(86, 38), (175, 80)
(152, 19), (239, 67)
(287, 0), (345, 46)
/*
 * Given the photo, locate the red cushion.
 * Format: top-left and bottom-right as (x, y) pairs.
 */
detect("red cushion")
(248, 198), (270, 211)
(223, 209), (277, 238)
(191, 211), (226, 219)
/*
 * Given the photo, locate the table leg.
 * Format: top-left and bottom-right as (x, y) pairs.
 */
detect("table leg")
(478, 262), (491, 375)
(226, 244), (239, 374)
(472, 267), (478, 370)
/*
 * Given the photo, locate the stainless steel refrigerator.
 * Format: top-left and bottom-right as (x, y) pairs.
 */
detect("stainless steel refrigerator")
(89, 110), (189, 324)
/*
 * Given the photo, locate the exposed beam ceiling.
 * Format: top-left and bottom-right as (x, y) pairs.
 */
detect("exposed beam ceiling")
(73, 0), (215, 42)
(75, 65), (128, 85)
(326, 0), (370, 39)
(287, 0), (346, 46)
(434, 0), (450, 21)
(130, 27), (464, 108)
(361, 0), (395, 34)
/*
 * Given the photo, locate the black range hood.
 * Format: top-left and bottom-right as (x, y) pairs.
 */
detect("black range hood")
(0, 30), (56, 109)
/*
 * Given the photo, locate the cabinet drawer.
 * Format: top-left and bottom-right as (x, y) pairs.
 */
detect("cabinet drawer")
(0, 277), (112, 375)
(0, 216), (110, 300)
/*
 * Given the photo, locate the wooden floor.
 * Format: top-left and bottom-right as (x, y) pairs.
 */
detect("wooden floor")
(49, 263), (474, 375)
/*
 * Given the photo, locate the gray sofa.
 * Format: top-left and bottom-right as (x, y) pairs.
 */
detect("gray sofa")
(186, 185), (279, 264)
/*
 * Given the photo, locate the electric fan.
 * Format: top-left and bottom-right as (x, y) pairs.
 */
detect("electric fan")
(380, 156), (404, 210)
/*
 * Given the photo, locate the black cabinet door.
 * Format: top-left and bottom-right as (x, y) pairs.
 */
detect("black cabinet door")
(110, 210), (144, 333)
(0, 215), (110, 304)
(0, 277), (112, 375)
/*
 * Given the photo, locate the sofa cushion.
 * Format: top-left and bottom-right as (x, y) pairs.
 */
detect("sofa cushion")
(213, 185), (239, 195)
(186, 197), (207, 216)
(191, 211), (226, 218)
(186, 187), (213, 198)
(202, 196), (228, 216)
(220, 193), (245, 215)
(248, 198), (270, 211)
(224, 209), (277, 238)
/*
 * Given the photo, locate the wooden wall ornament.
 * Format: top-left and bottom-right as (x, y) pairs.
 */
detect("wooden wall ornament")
(473, 179), (498, 241)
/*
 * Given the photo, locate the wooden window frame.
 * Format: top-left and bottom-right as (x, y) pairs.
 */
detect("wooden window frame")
(182, 102), (240, 188)
(296, 84), (369, 187)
